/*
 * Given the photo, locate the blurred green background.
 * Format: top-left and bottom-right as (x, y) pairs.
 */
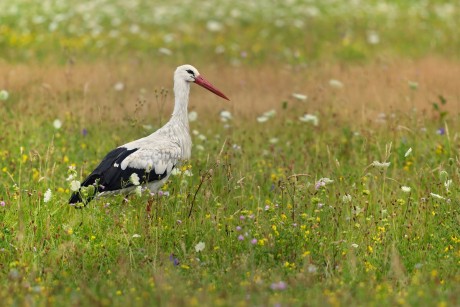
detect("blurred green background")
(1, 0), (459, 64)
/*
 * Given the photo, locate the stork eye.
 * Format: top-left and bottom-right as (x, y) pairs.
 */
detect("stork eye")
(186, 69), (195, 76)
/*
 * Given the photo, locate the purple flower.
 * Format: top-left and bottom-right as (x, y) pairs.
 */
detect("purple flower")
(270, 281), (287, 291)
(437, 128), (445, 135)
(251, 238), (258, 245)
(239, 215), (245, 221)
(0, 201), (5, 207)
(169, 253), (179, 266)
(315, 181), (326, 190)
(236, 226), (242, 231)
(238, 235), (244, 241)
(82, 128), (88, 137)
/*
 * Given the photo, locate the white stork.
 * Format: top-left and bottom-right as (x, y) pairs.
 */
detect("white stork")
(69, 64), (229, 206)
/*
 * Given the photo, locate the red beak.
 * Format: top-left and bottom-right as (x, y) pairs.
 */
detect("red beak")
(194, 75), (230, 101)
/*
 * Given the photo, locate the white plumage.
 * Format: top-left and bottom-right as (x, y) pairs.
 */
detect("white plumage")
(69, 64), (229, 206)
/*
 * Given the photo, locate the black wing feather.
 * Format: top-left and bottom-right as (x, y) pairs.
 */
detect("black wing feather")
(69, 146), (172, 205)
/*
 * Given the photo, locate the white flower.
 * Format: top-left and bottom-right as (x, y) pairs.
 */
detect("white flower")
(263, 109), (276, 118)
(113, 82), (124, 91)
(132, 234), (141, 238)
(143, 124), (153, 131)
(299, 114), (319, 126)
(195, 241), (205, 252)
(0, 90), (9, 101)
(292, 93), (307, 101)
(130, 173), (140, 186)
(53, 119), (62, 129)
(269, 138), (279, 144)
(404, 148), (412, 157)
(351, 243), (359, 248)
(430, 193), (444, 200)
(329, 79), (344, 89)
(188, 111), (198, 122)
(43, 189), (52, 203)
(171, 168), (181, 176)
(206, 20), (223, 32)
(158, 47), (172, 56)
(135, 186), (142, 197)
(401, 186), (411, 193)
(444, 179), (452, 191)
(257, 115), (269, 123)
(220, 110), (232, 122)
(70, 180), (81, 192)
(198, 134), (207, 141)
(371, 161), (391, 168)
(183, 170), (193, 177)
(66, 174), (75, 181)
(367, 31), (380, 45)
(195, 144), (205, 151)
(342, 194), (352, 203)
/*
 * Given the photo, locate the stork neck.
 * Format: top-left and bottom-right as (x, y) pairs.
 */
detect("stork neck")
(172, 79), (190, 122)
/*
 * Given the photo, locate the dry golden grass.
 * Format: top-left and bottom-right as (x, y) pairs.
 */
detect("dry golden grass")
(2, 57), (459, 125)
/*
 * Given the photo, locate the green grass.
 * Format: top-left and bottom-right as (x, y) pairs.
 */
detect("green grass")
(1, 0), (460, 305)
(0, 102), (459, 305)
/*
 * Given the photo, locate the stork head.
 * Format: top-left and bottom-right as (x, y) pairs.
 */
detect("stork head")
(175, 64), (230, 100)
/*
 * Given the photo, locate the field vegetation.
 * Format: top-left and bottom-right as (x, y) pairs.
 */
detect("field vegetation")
(0, 1), (459, 306)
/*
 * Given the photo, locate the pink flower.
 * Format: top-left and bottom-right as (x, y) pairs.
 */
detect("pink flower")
(238, 235), (244, 241)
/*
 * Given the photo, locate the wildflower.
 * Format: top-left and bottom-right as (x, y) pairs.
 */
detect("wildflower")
(53, 119), (62, 129)
(430, 193), (444, 200)
(299, 114), (319, 126)
(43, 189), (52, 203)
(113, 82), (124, 91)
(404, 148), (412, 157)
(206, 20), (223, 32)
(342, 194), (352, 203)
(132, 234), (141, 238)
(220, 110), (232, 122)
(307, 264), (317, 273)
(0, 201), (5, 207)
(195, 241), (205, 252)
(82, 128), (88, 136)
(70, 180), (81, 192)
(183, 170), (193, 177)
(437, 128), (445, 135)
(236, 226), (242, 231)
(169, 254), (179, 266)
(371, 161), (391, 168)
(329, 79), (344, 89)
(0, 90), (9, 101)
(238, 235), (244, 241)
(270, 281), (287, 291)
(351, 243), (359, 248)
(401, 186), (411, 193)
(188, 111), (198, 122)
(251, 238), (258, 245)
(367, 31), (380, 44)
(444, 179), (452, 191)
(135, 186), (142, 197)
(130, 173), (140, 186)
(292, 93), (307, 101)
(158, 47), (172, 56)
(257, 115), (269, 123)
(315, 177), (333, 189)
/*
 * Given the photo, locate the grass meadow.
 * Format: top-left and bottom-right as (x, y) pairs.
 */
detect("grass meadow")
(1, 1), (460, 306)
